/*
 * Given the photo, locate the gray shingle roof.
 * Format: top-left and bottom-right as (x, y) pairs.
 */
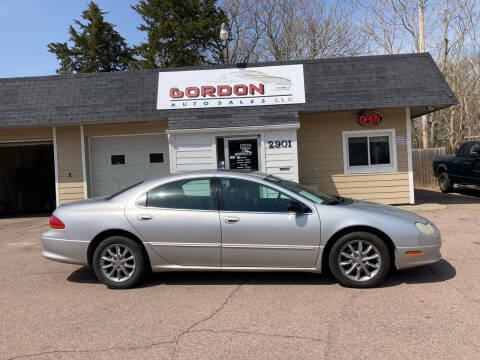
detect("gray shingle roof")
(0, 53), (457, 129)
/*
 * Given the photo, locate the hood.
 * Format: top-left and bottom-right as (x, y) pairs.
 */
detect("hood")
(344, 199), (429, 224)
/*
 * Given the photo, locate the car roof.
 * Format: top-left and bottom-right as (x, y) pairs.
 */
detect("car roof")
(214, 170), (269, 179)
(107, 170), (274, 202)
(141, 170), (268, 186)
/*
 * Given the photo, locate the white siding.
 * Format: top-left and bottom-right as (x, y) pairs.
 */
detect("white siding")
(264, 129), (299, 181)
(169, 134), (217, 172)
(169, 128), (299, 182)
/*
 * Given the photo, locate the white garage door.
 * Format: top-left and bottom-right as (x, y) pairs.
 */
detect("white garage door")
(89, 134), (170, 197)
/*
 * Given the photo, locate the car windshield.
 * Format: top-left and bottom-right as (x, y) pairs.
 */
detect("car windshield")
(105, 181), (144, 200)
(265, 176), (339, 205)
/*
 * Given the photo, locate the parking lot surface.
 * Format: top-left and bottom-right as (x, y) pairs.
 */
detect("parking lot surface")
(1, 188), (479, 360)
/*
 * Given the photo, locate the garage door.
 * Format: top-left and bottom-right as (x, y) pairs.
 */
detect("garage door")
(90, 134), (170, 197)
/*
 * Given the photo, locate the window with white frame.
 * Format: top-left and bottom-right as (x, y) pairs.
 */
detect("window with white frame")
(342, 129), (397, 173)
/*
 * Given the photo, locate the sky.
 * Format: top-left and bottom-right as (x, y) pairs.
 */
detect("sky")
(0, 0), (144, 78)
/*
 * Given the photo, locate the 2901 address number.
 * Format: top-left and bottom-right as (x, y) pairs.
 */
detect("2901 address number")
(268, 140), (292, 149)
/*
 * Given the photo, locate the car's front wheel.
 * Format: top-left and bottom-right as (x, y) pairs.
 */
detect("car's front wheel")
(328, 232), (391, 288)
(93, 236), (146, 289)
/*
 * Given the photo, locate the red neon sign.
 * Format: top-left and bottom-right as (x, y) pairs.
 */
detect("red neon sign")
(358, 112), (383, 128)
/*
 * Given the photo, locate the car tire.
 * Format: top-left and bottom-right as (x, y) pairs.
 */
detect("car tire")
(328, 232), (391, 288)
(438, 172), (453, 193)
(93, 236), (146, 289)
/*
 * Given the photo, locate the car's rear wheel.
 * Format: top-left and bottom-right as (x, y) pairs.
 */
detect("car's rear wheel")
(93, 236), (146, 289)
(438, 172), (453, 193)
(328, 232), (390, 288)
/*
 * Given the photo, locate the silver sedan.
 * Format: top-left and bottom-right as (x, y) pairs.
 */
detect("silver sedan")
(41, 171), (441, 289)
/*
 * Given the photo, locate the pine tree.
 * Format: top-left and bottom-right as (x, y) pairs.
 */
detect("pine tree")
(48, 1), (133, 74)
(132, 0), (228, 68)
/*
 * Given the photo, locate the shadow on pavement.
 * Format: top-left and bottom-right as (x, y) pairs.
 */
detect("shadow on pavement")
(381, 259), (456, 287)
(67, 259), (455, 289)
(67, 267), (337, 286)
(415, 187), (480, 205)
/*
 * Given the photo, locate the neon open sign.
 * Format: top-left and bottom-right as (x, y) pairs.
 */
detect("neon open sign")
(358, 112), (383, 128)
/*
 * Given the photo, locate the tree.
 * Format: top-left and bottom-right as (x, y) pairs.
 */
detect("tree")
(132, 0), (228, 68)
(356, 0), (480, 151)
(48, 1), (133, 74)
(428, 0), (480, 152)
(222, 0), (365, 63)
(220, 0), (263, 63)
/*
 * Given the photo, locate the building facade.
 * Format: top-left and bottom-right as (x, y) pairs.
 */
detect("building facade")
(0, 53), (457, 214)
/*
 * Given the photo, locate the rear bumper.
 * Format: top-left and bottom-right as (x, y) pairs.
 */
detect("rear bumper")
(41, 231), (89, 265)
(395, 244), (442, 270)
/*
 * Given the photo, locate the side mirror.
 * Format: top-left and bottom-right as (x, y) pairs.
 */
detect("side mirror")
(287, 201), (310, 214)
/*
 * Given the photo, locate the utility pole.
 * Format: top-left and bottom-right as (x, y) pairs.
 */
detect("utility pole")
(418, 0), (428, 148)
(443, 8), (449, 70)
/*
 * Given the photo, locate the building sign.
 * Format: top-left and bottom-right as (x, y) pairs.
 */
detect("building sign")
(227, 139), (259, 170)
(357, 112), (383, 128)
(157, 65), (305, 110)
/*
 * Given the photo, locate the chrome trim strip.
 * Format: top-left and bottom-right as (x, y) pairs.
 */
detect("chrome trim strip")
(41, 237), (89, 243)
(149, 242), (221, 248)
(148, 242), (316, 250)
(222, 244), (317, 250)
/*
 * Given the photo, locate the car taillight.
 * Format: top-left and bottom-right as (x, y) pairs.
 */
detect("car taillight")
(50, 215), (65, 229)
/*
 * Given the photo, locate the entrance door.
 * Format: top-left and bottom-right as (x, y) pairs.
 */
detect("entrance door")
(224, 136), (260, 171)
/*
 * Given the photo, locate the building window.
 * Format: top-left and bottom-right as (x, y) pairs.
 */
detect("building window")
(111, 155), (125, 165)
(149, 153), (163, 163)
(342, 129), (397, 173)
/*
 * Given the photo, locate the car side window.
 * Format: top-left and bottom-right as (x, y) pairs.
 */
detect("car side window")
(468, 143), (480, 156)
(219, 177), (306, 213)
(146, 178), (213, 210)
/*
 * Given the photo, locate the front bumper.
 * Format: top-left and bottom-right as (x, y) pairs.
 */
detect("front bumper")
(41, 230), (89, 265)
(395, 244), (442, 270)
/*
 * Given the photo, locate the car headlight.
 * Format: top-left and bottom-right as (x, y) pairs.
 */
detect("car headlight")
(415, 222), (435, 235)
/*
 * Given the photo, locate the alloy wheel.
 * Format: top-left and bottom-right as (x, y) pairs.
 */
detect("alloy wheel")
(338, 240), (382, 282)
(100, 244), (136, 282)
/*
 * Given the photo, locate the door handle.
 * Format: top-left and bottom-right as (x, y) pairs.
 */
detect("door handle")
(137, 214), (153, 221)
(223, 216), (240, 224)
